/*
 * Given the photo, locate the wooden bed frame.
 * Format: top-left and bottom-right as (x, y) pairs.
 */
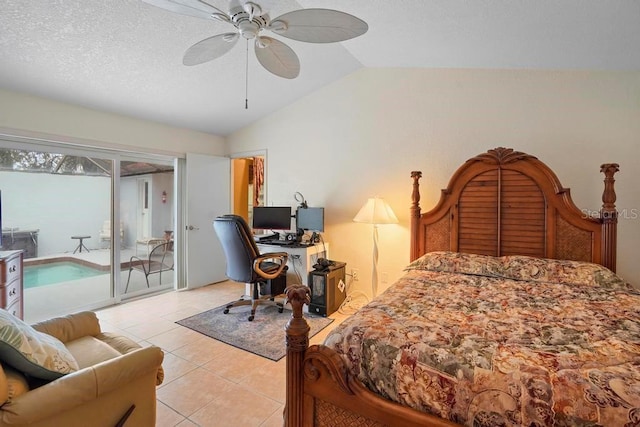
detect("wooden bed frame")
(284, 147), (619, 427)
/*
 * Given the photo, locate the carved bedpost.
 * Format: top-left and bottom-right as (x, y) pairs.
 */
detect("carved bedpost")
(600, 163), (619, 272)
(410, 171), (422, 261)
(284, 285), (311, 427)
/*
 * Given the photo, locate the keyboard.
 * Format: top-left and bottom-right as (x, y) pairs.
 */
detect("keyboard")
(253, 233), (276, 242)
(265, 240), (294, 246)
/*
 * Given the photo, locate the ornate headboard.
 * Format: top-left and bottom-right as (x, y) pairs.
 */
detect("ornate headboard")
(410, 147), (619, 271)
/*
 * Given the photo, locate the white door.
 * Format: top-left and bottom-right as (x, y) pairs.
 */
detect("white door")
(185, 153), (230, 288)
(138, 178), (151, 239)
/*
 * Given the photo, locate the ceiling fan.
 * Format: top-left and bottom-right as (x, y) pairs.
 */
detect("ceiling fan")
(142, 0), (369, 79)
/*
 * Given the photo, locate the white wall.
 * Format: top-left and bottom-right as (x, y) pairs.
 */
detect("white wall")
(228, 68), (640, 293)
(120, 177), (138, 248)
(0, 170), (173, 255)
(0, 88), (225, 156)
(0, 171), (110, 255)
(120, 173), (174, 248)
(0, 88), (221, 264)
(151, 173), (174, 237)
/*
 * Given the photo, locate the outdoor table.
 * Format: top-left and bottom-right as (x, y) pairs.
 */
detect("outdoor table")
(71, 235), (91, 253)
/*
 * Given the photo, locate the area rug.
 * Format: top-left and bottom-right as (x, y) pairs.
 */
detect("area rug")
(176, 303), (334, 361)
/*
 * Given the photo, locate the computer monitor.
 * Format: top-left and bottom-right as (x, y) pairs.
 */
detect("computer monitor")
(296, 207), (324, 232)
(252, 206), (292, 231)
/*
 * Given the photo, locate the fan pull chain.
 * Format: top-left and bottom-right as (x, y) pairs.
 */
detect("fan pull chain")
(245, 39), (249, 109)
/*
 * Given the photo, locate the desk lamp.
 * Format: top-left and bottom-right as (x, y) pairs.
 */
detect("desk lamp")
(353, 197), (398, 298)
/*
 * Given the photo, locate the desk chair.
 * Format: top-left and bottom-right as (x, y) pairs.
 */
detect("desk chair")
(213, 214), (288, 321)
(125, 241), (174, 293)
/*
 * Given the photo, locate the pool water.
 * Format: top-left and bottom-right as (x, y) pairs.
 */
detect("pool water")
(24, 262), (107, 288)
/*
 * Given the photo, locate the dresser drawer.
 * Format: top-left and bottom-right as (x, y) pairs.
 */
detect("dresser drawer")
(4, 299), (22, 319)
(0, 254), (21, 284)
(1, 279), (21, 308)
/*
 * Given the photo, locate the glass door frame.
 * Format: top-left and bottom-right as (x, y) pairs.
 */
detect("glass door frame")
(0, 133), (177, 312)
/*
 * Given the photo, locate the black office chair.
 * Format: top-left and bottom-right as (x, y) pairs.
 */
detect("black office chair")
(213, 214), (289, 321)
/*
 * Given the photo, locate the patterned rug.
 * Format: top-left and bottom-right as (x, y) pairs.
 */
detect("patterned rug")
(176, 303), (334, 361)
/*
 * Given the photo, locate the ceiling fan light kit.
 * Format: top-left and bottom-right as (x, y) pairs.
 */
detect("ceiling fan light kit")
(142, 0), (368, 79)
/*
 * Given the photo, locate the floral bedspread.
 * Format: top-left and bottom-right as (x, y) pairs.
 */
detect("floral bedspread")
(323, 252), (640, 426)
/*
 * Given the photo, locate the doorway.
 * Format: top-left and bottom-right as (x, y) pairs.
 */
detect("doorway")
(232, 153), (265, 225)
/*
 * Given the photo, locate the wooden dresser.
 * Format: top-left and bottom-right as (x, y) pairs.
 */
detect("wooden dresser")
(0, 250), (23, 319)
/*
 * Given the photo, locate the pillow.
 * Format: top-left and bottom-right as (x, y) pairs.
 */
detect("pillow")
(406, 251), (630, 290)
(405, 251), (501, 277)
(0, 309), (79, 381)
(499, 255), (631, 289)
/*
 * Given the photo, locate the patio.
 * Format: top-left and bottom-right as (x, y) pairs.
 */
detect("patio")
(23, 246), (175, 323)
(1, 148), (177, 323)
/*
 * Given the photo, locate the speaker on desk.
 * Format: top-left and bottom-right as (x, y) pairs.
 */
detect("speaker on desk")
(308, 261), (346, 317)
(285, 233), (299, 242)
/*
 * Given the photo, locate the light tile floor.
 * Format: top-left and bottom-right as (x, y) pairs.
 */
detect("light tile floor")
(93, 281), (350, 427)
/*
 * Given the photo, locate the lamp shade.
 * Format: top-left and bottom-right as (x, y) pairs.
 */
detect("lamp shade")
(353, 197), (398, 225)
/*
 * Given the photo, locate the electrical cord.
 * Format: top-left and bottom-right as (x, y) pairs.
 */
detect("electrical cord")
(338, 272), (370, 315)
(289, 254), (303, 284)
(318, 233), (327, 258)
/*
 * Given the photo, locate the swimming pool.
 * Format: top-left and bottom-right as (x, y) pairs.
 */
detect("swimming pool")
(24, 261), (107, 288)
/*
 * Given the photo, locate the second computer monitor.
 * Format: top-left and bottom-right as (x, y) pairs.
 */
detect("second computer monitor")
(296, 207), (324, 232)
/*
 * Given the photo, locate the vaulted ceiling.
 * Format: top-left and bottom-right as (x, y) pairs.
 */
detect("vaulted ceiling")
(1, 0), (638, 136)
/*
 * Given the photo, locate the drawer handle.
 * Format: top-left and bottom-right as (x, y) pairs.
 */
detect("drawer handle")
(9, 265), (16, 273)
(9, 289), (16, 296)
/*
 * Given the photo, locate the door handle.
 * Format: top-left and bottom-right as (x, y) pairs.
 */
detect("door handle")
(187, 225), (200, 231)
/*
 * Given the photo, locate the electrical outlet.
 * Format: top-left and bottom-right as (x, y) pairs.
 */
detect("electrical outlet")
(352, 268), (359, 281)
(381, 272), (389, 284)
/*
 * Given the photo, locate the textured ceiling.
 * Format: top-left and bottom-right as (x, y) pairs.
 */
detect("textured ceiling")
(1, 1), (639, 136)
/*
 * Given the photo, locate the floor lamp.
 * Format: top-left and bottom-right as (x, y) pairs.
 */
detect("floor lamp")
(353, 197), (398, 298)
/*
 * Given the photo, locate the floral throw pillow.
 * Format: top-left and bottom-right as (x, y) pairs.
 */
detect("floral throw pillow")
(0, 309), (79, 380)
(406, 251), (629, 289)
(499, 255), (630, 289)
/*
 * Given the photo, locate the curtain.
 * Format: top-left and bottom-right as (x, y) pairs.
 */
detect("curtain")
(253, 156), (264, 207)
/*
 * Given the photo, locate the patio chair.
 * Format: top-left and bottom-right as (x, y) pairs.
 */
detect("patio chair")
(99, 220), (124, 248)
(125, 241), (174, 293)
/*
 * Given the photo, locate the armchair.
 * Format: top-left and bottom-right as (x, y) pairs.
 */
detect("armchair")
(0, 311), (164, 427)
(213, 214), (288, 321)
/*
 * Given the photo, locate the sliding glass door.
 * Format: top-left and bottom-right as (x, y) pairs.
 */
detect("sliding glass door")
(119, 155), (175, 298)
(0, 138), (175, 322)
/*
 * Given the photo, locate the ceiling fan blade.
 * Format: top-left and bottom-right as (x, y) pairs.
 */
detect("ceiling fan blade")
(142, 0), (220, 20)
(269, 9), (368, 43)
(183, 33), (239, 66)
(254, 37), (300, 79)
